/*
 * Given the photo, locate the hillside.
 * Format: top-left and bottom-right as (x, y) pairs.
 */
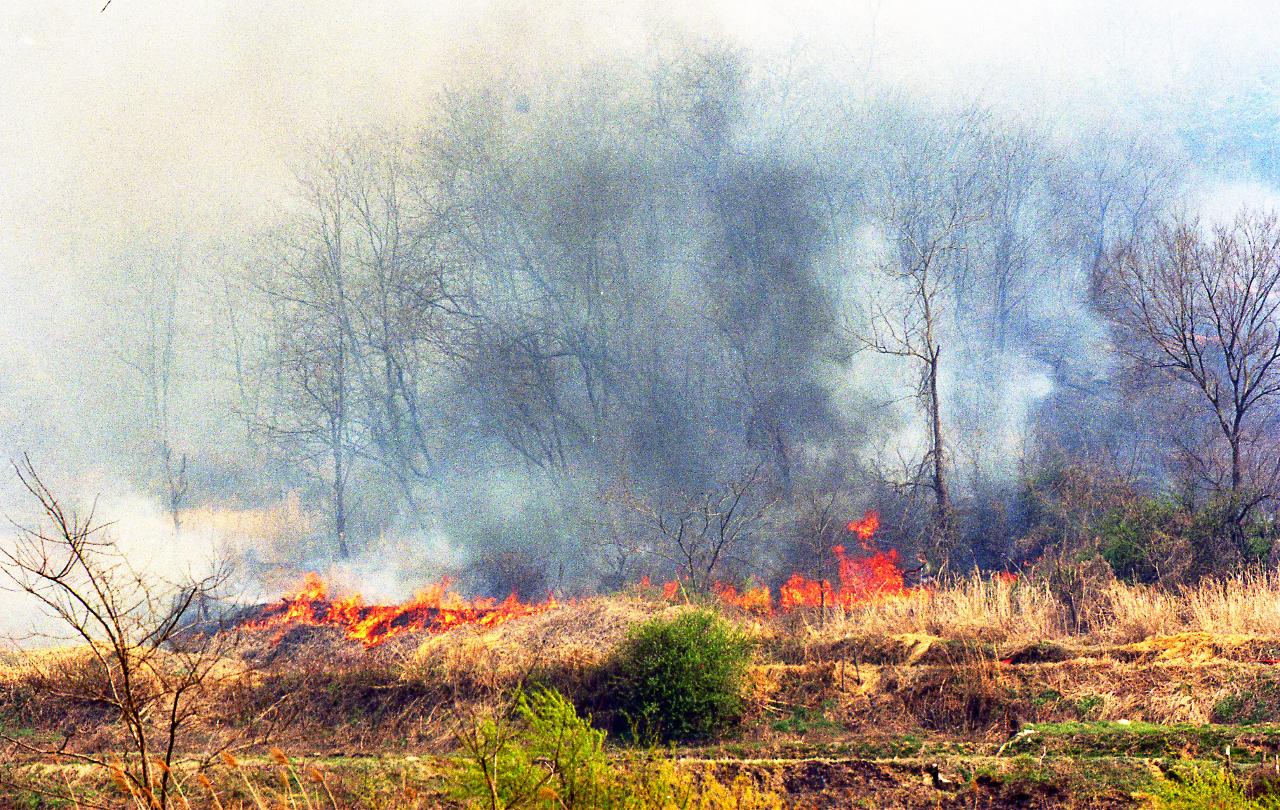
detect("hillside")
(7, 574), (1280, 807)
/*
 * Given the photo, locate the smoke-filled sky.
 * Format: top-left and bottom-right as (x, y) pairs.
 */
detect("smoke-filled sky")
(1, 1), (1270, 457)
(4, 1), (1278, 259)
(1, 1), (1279, 632)
(2, 0), (1277, 461)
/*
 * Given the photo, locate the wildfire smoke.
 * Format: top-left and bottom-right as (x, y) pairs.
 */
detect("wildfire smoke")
(240, 510), (909, 646)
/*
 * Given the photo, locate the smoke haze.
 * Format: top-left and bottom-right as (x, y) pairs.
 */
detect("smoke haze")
(3, 1), (1280, 635)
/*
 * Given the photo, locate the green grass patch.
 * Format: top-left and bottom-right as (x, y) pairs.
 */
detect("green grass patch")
(1003, 721), (1280, 761)
(770, 700), (844, 735)
(1152, 762), (1280, 809)
(1216, 678), (1280, 725)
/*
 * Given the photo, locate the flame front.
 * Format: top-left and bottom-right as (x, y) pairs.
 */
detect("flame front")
(777, 510), (907, 610)
(711, 581), (773, 614)
(655, 509), (911, 614)
(244, 509), (906, 646)
(847, 510), (881, 547)
(242, 573), (557, 647)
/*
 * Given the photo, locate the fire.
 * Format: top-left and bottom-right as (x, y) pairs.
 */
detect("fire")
(241, 573), (556, 647)
(777, 573), (833, 610)
(777, 509), (909, 609)
(847, 509), (881, 546)
(711, 581), (773, 615)
(246, 509), (907, 647)
(778, 541), (906, 610)
(650, 509), (911, 614)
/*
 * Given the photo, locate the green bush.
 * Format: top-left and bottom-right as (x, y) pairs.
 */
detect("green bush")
(451, 685), (781, 809)
(1197, 497), (1278, 565)
(610, 609), (753, 742)
(453, 686), (614, 809)
(1092, 493), (1267, 583)
(1154, 765), (1280, 809)
(1097, 496), (1183, 584)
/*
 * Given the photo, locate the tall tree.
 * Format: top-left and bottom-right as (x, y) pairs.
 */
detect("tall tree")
(1098, 209), (1280, 558)
(112, 243), (190, 530)
(857, 109), (990, 567)
(256, 144), (370, 559)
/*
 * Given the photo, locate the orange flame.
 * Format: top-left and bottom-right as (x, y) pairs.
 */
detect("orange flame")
(711, 581), (773, 615)
(847, 510), (881, 548)
(777, 509), (906, 609)
(653, 509), (910, 614)
(242, 573), (557, 647)
(248, 509), (908, 646)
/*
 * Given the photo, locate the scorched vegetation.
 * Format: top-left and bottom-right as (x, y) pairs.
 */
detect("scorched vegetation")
(10, 19), (1280, 810)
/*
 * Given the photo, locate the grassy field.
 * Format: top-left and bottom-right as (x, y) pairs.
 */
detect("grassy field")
(10, 573), (1280, 807)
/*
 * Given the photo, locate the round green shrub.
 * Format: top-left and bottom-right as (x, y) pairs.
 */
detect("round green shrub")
(610, 609), (753, 742)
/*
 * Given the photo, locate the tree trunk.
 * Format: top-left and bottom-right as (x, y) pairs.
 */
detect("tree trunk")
(994, 227), (1011, 353)
(1228, 430), (1246, 558)
(333, 445), (350, 559)
(927, 347), (954, 564)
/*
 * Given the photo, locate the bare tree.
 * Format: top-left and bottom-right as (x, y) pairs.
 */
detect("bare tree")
(789, 486), (847, 623)
(256, 143), (373, 559)
(625, 463), (774, 592)
(341, 133), (460, 521)
(593, 477), (650, 591)
(1098, 209), (1280, 557)
(113, 246), (190, 531)
(1056, 131), (1183, 282)
(0, 457), (242, 807)
(857, 110), (990, 566)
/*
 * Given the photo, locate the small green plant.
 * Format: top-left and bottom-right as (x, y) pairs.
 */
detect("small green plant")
(1074, 695), (1104, 720)
(1214, 680), (1280, 725)
(453, 687), (614, 809)
(1154, 765), (1280, 809)
(452, 686), (780, 809)
(610, 609), (753, 742)
(771, 700), (843, 735)
(0, 722), (37, 740)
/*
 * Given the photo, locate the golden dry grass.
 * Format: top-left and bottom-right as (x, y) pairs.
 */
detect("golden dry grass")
(8, 572), (1280, 760)
(801, 571), (1280, 650)
(0, 643), (97, 680)
(799, 573), (1062, 647)
(180, 491), (315, 543)
(401, 595), (688, 694)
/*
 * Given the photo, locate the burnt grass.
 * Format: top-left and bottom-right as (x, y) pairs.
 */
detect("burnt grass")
(10, 602), (1280, 807)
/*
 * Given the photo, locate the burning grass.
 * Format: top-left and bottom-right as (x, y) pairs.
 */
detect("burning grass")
(227, 508), (913, 656)
(402, 596), (686, 697)
(18, 561), (1280, 806)
(792, 569), (1280, 655)
(240, 572), (561, 647)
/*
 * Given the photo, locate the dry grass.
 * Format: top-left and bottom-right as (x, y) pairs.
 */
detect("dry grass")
(800, 571), (1280, 651)
(4, 750), (443, 810)
(0, 643), (99, 682)
(401, 595), (686, 695)
(1179, 573), (1280, 635)
(180, 491), (314, 547)
(1088, 581), (1182, 642)
(799, 573), (1063, 648)
(9, 572), (1280, 776)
